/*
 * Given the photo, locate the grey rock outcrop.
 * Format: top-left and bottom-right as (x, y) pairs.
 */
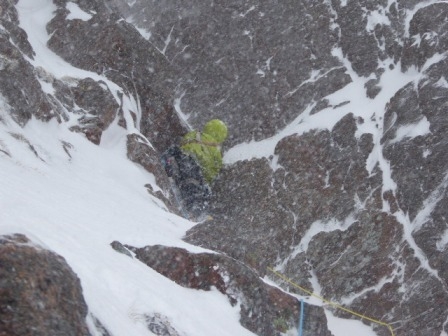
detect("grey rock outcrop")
(0, 234), (90, 336)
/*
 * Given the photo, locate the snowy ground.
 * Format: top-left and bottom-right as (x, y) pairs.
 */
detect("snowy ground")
(0, 0), (387, 335)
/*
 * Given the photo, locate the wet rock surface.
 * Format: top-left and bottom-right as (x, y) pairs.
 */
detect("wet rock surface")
(0, 234), (90, 336)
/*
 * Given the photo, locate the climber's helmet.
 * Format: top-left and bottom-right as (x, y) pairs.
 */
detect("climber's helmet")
(202, 119), (228, 144)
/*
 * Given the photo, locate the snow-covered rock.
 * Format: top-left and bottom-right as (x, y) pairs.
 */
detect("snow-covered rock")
(2, 0), (448, 335)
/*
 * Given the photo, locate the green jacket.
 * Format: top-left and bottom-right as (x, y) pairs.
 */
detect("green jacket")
(180, 119), (228, 183)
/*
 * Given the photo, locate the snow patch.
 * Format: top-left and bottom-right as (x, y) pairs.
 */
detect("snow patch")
(365, 7), (391, 32)
(389, 116), (431, 144)
(422, 52), (447, 72)
(133, 26), (152, 40)
(325, 310), (378, 336)
(66, 2), (93, 21)
(435, 76), (448, 88)
(298, 216), (356, 253)
(436, 227), (448, 251)
(174, 91), (193, 131)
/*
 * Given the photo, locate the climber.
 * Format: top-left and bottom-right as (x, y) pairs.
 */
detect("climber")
(161, 119), (228, 218)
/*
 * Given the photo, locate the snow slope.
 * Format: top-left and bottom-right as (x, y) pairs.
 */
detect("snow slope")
(0, 114), (259, 336)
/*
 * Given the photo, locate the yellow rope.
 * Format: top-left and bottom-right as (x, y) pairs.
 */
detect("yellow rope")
(267, 267), (395, 336)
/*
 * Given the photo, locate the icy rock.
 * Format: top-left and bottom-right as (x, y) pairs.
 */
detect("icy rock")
(110, 240), (133, 258)
(402, 3), (448, 71)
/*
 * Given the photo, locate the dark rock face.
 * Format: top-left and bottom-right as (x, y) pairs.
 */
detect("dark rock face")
(401, 3), (448, 71)
(186, 158), (287, 273)
(64, 78), (120, 144)
(0, 234), (90, 336)
(126, 133), (177, 211)
(0, 1), (55, 125)
(46, 0), (186, 152)
(128, 244), (332, 336)
(186, 109), (448, 335)
(4, 0), (448, 334)
(380, 57), (448, 335)
(186, 114), (379, 274)
(332, 0), (380, 77)
(121, 0), (351, 147)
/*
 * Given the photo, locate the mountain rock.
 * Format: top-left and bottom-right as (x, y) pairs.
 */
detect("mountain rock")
(0, 234), (90, 336)
(126, 133), (178, 211)
(68, 77), (121, 144)
(47, 0), (186, 152)
(186, 107), (448, 335)
(401, 3), (448, 71)
(143, 313), (181, 336)
(0, 1), (55, 125)
(3, 0), (448, 335)
(119, 0), (351, 147)
(128, 243), (332, 336)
